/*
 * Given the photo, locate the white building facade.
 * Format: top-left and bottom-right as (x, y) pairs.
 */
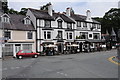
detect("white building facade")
(27, 3), (101, 53)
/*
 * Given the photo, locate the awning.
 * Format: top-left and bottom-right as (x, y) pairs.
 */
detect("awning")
(44, 44), (57, 48)
(71, 44), (79, 47)
(67, 44), (79, 47)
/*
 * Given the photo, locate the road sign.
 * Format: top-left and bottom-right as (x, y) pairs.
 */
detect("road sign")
(0, 37), (8, 40)
(0, 37), (8, 44)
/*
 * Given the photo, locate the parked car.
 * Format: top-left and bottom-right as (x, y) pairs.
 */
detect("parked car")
(16, 50), (40, 59)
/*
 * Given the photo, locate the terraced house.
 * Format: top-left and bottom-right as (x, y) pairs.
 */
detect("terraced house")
(0, 3), (101, 57)
(0, 13), (36, 57)
(26, 3), (101, 54)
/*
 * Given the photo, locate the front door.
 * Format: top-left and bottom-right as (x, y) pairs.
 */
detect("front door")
(15, 44), (21, 53)
(58, 43), (64, 53)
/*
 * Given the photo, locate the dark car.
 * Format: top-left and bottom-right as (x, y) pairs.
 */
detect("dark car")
(16, 50), (40, 59)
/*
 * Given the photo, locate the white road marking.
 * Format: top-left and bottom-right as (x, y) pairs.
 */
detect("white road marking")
(57, 72), (68, 76)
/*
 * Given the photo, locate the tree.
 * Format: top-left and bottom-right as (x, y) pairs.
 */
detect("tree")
(8, 8), (19, 14)
(19, 8), (28, 15)
(102, 8), (120, 35)
(92, 17), (103, 23)
(40, 2), (54, 12)
(40, 3), (50, 11)
(2, 0), (9, 13)
(71, 8), (75, 14)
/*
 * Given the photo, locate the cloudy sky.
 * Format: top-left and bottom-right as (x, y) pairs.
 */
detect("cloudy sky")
(8, 0), (120, 17)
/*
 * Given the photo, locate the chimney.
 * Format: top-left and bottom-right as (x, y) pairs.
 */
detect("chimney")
(86, 10), (91, 21)
(48, 2), (53, 16)
(66, 7), (71, 16)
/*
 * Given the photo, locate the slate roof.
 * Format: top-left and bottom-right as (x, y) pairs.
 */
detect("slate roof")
(28, 8), (54, 20)
(71, 14), (100, 24)
(53, 13), (75, 23)
(29, 8), (75, 23)
(0, 14), (35, 31)
(71, 14), (86, 21)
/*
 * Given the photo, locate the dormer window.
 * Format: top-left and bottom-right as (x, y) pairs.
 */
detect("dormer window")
(24, 16), (31, 25)
(57, 19), (63, 28)
(24, 18), (31, 25)
(1, 14), (10, 23)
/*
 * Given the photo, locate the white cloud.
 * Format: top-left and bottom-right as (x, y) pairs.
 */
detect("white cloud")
(8, 0), (119, 2)
(8, 1), (118, 17)
(53, 2), (118, 17)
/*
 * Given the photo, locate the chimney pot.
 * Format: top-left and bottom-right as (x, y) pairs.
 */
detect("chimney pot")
(66, 7), (71, 16)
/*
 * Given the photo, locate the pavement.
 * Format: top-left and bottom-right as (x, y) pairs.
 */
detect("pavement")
(1, 49), (119, 79)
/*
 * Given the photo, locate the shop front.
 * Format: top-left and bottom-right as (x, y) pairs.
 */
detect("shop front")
(64, 42), (79, 54)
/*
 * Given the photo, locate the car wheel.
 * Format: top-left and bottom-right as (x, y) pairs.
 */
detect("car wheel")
(18, 56), (23, 59)
(34, 55), (38, 58)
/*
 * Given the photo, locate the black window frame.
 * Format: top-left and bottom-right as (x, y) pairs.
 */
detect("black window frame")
(92, 23), (96, 29)
(44, 31), (46, 39)
(80, 32), (88, 39)
(57, 19), (63, 28)
(69, 33), (72, 39)
(67, 23), (72, 29)
(93, 33), (100, 39)
(67, 33), (69, 39)
(27, 31), (33, 39)
(47, 32), (51, 39)
(58, 31), (63, 39)
(4, 31), (11, 39)
(77, 21), (81, 27)
(89, 34), (92, 38)
(83, 22), (87, 27)
(45, 20), (51, 28)
(97, 24), (101, 29)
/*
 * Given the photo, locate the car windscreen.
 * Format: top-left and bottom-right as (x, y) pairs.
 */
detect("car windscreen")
(25, 51), (32, 53)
